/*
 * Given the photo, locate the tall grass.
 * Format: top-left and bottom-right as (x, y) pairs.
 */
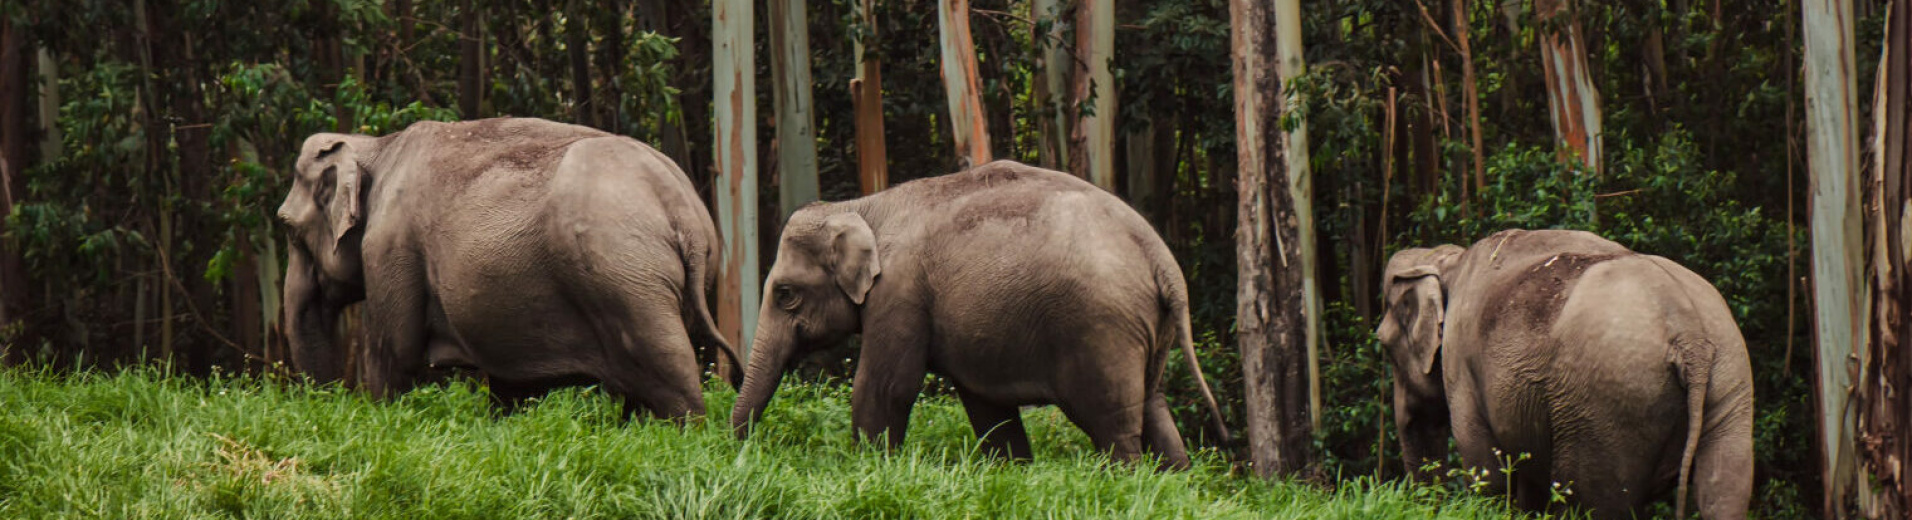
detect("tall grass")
(0, 367), (1518, 519)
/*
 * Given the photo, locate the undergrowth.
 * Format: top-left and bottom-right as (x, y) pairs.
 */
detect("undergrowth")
(0, 367), (1523, 519)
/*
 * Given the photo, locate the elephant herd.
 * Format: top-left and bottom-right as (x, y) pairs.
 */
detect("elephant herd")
(277, 118), (1752, 519)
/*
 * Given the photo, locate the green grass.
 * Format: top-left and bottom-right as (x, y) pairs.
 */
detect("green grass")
(0, 367), (1520, 519)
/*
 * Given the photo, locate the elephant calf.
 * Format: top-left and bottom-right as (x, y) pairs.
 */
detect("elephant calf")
(730, 160), (1228, 469)
(1378, 229), (1752, 519)
(278, 117), (739, 419)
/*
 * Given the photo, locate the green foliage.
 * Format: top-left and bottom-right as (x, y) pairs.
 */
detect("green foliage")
(1314, 302), (1398, 479)
(0, 368), (1522, 519)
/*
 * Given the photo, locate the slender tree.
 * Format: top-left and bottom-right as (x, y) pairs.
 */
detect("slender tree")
(1070, 0), (1114, 190)
(0, 20), (32, 353)
(1804, 0), (1866, 515)
(1272, 0), (1320, 429)
(714, 0), (760, 355)
(566, 0), (594, 128)
(851, 0), (888, 194)
(1032, 0), (1069, 171)
(1454, 0), (1484, 194)
(771, 0), (819, 216)
(938, 0), (991, 168)
(1231, 0), (1313, 477)
(459, 0), (484, 119)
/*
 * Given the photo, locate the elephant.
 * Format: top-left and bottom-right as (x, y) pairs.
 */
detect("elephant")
(277, 117), (740, 419)
(729, 160), (1228, 469)
(1376, 229), (1753, 519)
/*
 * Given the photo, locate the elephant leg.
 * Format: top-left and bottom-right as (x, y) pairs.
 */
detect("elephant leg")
(1141, 389), (1192, 470)
(1692, 415), (1753, 520)
(601, 308), (705, 423)
(1060, 401), (1145, 465)
(1447, 396), (1510, 497)
(358, 266), (429, 399)
(1055, 343), (1148, 465)
(956, 388), (1031, 461)
(850, 311), (930, 449)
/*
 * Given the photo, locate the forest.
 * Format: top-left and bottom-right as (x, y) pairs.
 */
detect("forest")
(0, 0), (1907, 518)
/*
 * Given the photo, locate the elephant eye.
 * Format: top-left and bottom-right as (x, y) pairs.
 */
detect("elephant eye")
(774, 285), (802, 310)
(313, 166), (337, 208)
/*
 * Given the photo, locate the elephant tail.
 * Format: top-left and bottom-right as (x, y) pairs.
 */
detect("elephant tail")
(1671, 335), (1717, 520)
(682, 227), (745, 389)
(1164, 277), (1231, 443)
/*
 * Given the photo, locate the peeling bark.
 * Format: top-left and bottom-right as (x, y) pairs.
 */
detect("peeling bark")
(1862, 1), (1911, 516)
(714, 0), (760, 352)
(938, 0), (991, 168)
(1070, 0), (1114, 190)
(1803, 0), (1866, 515)
(1231, 0), (1313, 478)
(1537, 0), (1603, 173)
(771, 0), (818, 219)
(851, 0), (888, 195)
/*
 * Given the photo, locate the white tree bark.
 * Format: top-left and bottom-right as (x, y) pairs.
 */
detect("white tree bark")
(1271, 0), (1319, 429)
(1070, 0), (1115, 190)
(771, 0), (818, 218)
(714, 0), (760, 354)
(1804, 0), (1867, 513)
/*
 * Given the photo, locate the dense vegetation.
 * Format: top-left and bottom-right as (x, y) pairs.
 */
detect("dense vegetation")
(0, 368), (1525, 518)
(0, 0), (1881, 517)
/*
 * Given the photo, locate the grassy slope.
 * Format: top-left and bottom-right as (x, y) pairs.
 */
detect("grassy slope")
(0, 369), (1517, 519)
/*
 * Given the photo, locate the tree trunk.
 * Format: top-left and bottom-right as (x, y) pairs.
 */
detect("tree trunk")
(1070, 0), (1115, 190)
(35, 49), (58, 164)
(1454, 0), (1485, 194)
(771, 0), (818, 218)
(1804, 0), (1867, 516)
(1405, 52), (1439, 205)
(1536, 0), (1603, 173)
(1126, 119), (1156, 222)
(0, 21), (33, 357)
(938, 0), (991, 168)
(713, 0), (760, 355)
(1033, 0), (1068, 171)
(1271, 0), (1320, 429)
(851, 0), (888, 194)
(1862, 1), (1912, 516)
(1231, 0), (1313, 478)
(567, 0), (594, 128)
(459, 0), (484, 119)
(598, 0), (628, 132)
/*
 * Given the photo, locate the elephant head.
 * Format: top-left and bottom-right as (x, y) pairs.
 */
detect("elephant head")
(276, 133), (377, 383)
(1375, 244), (1462, 479)
(731, 207), (879, 438)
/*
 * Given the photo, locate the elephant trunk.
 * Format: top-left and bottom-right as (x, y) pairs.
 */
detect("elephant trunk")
(284, 248), (345, 383)
(730, 327), (793, 440)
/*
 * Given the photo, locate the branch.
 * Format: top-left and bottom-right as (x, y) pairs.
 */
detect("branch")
(1412, 0), (1461, 53)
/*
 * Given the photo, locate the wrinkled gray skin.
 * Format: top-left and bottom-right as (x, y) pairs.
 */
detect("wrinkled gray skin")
(278, 117), (740, 418)
(1377, 229), (1753, 519)
(730, 161), (1227, 469)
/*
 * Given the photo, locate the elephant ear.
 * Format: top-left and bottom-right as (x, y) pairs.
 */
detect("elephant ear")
(1397, 268), (1446, 376)
(823, 212), (880, 304)
(314, 136), (366, 252)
